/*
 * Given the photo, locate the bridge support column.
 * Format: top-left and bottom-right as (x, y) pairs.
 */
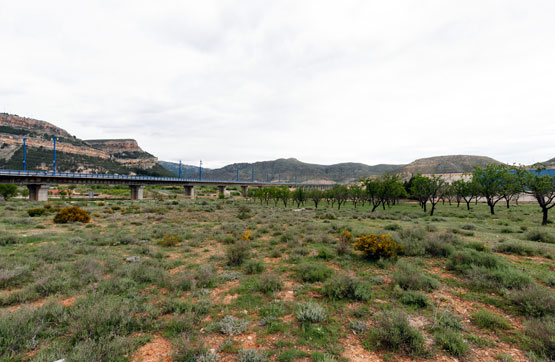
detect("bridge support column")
(240, 185), (248, 197)
(129, 185), (144, 200)
(28, 184), (49, 201)
(218, 185), (227, 198)
(184, 185), (195, 199)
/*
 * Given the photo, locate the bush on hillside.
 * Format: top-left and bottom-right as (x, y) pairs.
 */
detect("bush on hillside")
(53, 207), (90, 224)
(354, 233), (402, 259)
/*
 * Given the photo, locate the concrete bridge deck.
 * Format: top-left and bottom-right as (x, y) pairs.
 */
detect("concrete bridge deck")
(0, 169), (333, 201)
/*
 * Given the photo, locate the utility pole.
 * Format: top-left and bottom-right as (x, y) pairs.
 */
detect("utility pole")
(52, 137), (56, 174)
(22, 138), (26, 171)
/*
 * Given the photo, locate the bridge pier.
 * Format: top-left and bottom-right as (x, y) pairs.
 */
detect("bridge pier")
(27, 184), (49, 201)
(184, 185), (195, 199)
(129, 185), (144, 200)
(240, 185), (248, 197)
(218, 185), (227, 198)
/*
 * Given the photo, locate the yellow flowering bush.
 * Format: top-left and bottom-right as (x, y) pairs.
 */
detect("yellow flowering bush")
(241, 230), (252, 241)
(340, 229), (353, 243)
(354, 233), (402, 259)
(158, 234), (180, 247)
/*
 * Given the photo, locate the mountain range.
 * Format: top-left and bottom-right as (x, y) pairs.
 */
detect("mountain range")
(1, 113), (551, 183)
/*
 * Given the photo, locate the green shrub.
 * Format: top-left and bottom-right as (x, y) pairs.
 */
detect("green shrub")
(256, 274), (283, 294)
(434, 328), (469, 356)
(53, 206), (90, 224)
(316, 247), (335, 260)
(295, 263), (333, 283)
(393, 260), (439, 292)
(494, 242), (536, 256)
(238, 349), (269, 362)
(524, 317), (554, 361)
(196, 265), (217, 288)
(0, 267), (31, 288)
(226, 241), (251, 266)
(27, 208), (46, 217)
(0, 233), (21, 246)
(508, 285), (555, 317)
(244, 260), (265, 274)
(0, 302), (66, 358)
(423, 236), (455, 257)
(215, 315), (249, 335)
(163, 313), (195, 337)
(432, 309), (463, 331)
(384, 223), (402, 231)
(400, 291), (430, 308)
(470, 309), (511, 331)
(447, 249), (499, 273)
(397, 227), (426, 256)
(321, 274), (371, 301)
(364, 310), (427, 356)
(296, 302), (326, 323)
(526, 229), (554, 244)
(171, 272), (195, 291)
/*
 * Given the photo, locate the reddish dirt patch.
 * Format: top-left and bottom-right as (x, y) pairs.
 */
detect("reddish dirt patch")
(131, 335), (172, 362)
(60, 296), (76, 307)
(342, 333), (382, 362)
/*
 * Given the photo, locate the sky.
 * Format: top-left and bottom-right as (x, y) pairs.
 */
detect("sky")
(1, 1), (554, 168)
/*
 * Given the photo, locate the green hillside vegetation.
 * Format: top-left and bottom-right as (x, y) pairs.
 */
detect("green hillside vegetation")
(0, 147), (172, 176)
(397, 155), (502, 175)
(165, 158), (403, 183)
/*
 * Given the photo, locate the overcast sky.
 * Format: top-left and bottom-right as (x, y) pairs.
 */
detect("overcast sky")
(1, 1), (554, 168)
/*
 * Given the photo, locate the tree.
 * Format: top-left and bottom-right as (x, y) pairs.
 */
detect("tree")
(348, 185), (363, 208)
(308, 188), (323, 209)
(473, 164), (507, 215)
(364, 178), (383, 212)
(500, 171), (521, 208)
(410, 174), (432, 212)
(452, 178), (479, 210)
(292, 187), (306, 208)
(427, 175), (446, 216)
(331, 184), (349, 210)
(278, 186), (291, 207)
(0, 184), (18, 200)
(517, 167), (555, 225)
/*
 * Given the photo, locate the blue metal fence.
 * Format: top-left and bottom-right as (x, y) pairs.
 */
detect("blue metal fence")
(0, 169), (309, 185)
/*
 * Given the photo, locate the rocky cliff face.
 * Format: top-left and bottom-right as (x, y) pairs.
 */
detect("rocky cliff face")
(86, 139), (158, 168)
(86, 139), (145, 154)
(0, 113), (169, 175)
(0, 113), (71, 138)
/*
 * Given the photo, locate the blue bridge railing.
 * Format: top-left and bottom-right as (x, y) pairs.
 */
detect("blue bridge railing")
(0, 169), (307, 185)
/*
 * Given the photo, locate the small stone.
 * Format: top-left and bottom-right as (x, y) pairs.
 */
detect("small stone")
(125, 256), (140, 262)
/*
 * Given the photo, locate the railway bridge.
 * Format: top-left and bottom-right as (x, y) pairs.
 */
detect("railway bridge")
(0, 170), (333, 201)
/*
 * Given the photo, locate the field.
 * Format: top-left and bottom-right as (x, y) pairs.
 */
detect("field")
(0, 195), (554, 361)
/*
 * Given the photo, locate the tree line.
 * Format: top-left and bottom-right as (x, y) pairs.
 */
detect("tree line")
(247, 164), (555, 225)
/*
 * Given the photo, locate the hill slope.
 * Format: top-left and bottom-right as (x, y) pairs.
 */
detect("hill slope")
(159, 158), (403, 183)
(0, 113), (172, 176)
(396, 155), (502, 176)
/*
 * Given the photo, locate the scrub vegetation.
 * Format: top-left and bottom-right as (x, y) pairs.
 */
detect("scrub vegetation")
(0, 188), (553, 361)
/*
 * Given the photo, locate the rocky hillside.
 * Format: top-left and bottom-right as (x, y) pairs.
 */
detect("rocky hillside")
(159, 158), (403, 183)
(542, 157), (555, 165)
(158, 161), (208, 178)
(0, 113), (172, 176)
(396, 155), (502, 177)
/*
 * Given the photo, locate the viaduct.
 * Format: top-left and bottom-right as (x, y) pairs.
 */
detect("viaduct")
(0, 170), (333, 201)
